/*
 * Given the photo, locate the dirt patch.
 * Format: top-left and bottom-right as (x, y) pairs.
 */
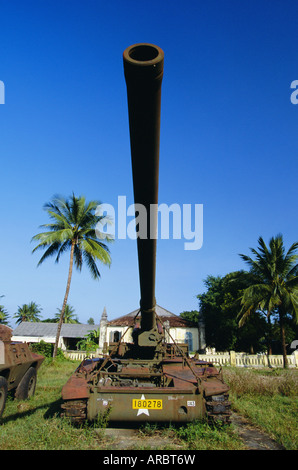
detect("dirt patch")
(99, 427), (182, 450)
(230, 412), (285, 450)
(98, 413), (285, 450)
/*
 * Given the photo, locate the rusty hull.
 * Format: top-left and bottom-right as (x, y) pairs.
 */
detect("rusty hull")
(0, 324), (44, 393)
(61, 355), (231, 424)
(0, 324), (44, 418)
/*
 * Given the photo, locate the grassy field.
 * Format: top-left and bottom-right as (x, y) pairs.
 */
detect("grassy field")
(0, 358), (297, 450)
(224, 367), (298, 450)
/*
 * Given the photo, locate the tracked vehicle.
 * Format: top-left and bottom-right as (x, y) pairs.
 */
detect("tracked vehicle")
(0, 324), (44, 418)
(61, 43), (231, 425)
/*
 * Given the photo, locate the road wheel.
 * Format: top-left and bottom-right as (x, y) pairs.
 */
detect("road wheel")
(15, 367), (37, 400)
(0, 376), (8, 418)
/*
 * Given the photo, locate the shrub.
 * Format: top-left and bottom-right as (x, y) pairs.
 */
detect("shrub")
(30, 340), (65, 359)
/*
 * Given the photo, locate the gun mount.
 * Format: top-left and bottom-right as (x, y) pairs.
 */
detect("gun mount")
(61, 44), (231, 425)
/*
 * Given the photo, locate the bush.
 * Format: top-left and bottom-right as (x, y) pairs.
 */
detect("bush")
(30, 340), (65, 359)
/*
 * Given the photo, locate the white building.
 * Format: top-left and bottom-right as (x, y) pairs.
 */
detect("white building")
(12, 322), (100, 350)
(99, 305), (205, 354)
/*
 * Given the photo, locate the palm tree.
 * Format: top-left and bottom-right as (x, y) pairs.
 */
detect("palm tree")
(238, 235), (298, 367)
(32, 194), (112, 357)
(0, 305), (9, 325)
(55, 304), (79, 323)
(14, 301), (42, 324)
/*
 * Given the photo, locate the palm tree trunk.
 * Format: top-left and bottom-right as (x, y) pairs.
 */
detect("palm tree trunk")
(53, 240), (75, 358)
(267, 313), (273, 368)
(279, 308), (288, 369)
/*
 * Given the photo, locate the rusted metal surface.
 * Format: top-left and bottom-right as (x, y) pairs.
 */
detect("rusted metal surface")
(61, 44), (231, 425)
(61, 349), (231, 424)
(61, 399), (87, 424)
(0, 324), (44, 418)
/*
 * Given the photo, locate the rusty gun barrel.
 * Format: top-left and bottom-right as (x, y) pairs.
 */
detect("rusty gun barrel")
(123, 43), (164, 345)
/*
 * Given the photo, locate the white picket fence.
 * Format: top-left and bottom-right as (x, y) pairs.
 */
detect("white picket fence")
(64, 350), (99, 361)
(64, 349), (298, 368)
(197, 350), (298, 368)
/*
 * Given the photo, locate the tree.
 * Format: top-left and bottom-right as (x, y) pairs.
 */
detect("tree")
(55, 304), (79, 324)
(0, 305), (9, 325)
(180, 310), (200, 323)
(13, 302), (42, 324)
(239, 235), (298, 368)
(32, 194), (112, 358)
(197, 271), (268, 352)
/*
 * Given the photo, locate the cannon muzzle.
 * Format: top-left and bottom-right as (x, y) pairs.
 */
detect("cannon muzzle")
(123, 43), (164, 347)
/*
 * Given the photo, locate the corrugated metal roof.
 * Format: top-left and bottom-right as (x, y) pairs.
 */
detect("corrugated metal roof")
(108, 305), (197, 328)
(13, 322), (100, 338)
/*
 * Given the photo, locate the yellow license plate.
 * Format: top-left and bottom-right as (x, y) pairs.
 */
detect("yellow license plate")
(132, 399), (163, 410)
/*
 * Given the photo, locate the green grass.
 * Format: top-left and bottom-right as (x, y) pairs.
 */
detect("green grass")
(138, 419), (244, 450)
(0, 358), (109, 450)
(174, 420), (244, 450)
(223, 367), (298, 450)
(0, 359), (297, 450)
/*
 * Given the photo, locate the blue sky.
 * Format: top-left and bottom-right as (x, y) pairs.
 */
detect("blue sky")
(1, 0), (297, 327)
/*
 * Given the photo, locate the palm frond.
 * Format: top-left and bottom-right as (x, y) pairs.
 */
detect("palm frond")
(34, 241), (61, 266)
(81, 237), (111, 266)
(83, 250), (101, 279)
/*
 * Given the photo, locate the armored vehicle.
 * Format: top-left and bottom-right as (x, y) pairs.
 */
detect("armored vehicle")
(61, 43), (231, 425)
(0, 324), (44, 418)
